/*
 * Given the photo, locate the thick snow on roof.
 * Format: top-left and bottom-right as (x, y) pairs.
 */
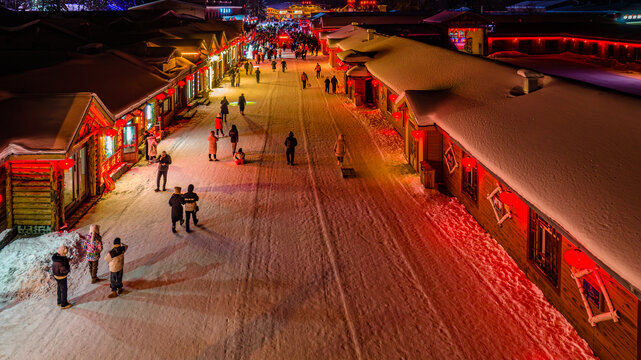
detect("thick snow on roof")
(337, 31), (641, 294)
(0, 93), (92, 157)
(0, 51), (170, 118)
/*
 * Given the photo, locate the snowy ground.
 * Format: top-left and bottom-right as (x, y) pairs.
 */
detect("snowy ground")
(0, 53), (597, 359)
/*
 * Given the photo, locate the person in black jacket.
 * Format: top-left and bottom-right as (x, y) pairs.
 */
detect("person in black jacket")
(155, 151), (172, 192)
(52, 245), (72, 309)
(330, 76), (338, 94)
(169, 187), (185, 233)
(229, 124), (239, 155)
(324, 77), (330, 93)
(220, 97), (230, 122)
(284, 131), (298, 166)
(183, 184), (199, 233)
(238, 94), (246, 115)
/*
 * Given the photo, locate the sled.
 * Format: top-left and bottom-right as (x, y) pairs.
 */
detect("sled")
(341, 167), (355, 178)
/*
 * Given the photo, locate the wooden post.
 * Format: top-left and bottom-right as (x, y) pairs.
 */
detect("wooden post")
(5, 164), (12, 229)
(50, 164), (58, 231)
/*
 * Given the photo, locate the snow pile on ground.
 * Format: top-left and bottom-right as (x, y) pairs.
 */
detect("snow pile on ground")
(0, 231), (84, 308)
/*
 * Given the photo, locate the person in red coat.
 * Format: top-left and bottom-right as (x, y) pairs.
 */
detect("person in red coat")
(215, 114), (224, 136)
(301, 72), (308, 89)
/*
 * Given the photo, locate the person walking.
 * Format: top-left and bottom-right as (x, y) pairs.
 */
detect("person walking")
(331, 75), (338, 94)
(52, 245), (72, 309)
(236, 72), (241, 87)
(249, 62), (254, 74)
(215, 114), (224, 137)
(324, 77), (330, 93)
(220, 96), (230, 122)
(155, 151), (172, 192)
(105, 238), (128, 298)
(183, 184), (199, 233)
(315, 63), (321, 79)
(255, 68), (261, 83)
(143, 131), (153, 161)
(147, 134), (158, 164)
(278, 48), (282, 58)
(229, 124), (239, 155)
(284, 131), (298, 166)
(169, 187), (185, 233)
(334, 134), (346, 167)
(271, 59), (277, 72)
(244, 61), (249, 75)
(230, 71), (236, 87)
(238, 93), (246, 115)
(301, 72), (308, 89)
(208, 131), (219, 161)
(82, 224), (103, 283)
(281, 59), (287, 72)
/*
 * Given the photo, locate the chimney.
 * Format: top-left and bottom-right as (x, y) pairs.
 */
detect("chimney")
(516, 69), (544, 93)
(367, 28), (375, 40)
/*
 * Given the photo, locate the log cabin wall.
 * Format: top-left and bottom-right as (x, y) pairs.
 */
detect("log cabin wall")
(7, 161), (57, 235)
(0, 165), (7, 232)
(440, 138), (639, 360)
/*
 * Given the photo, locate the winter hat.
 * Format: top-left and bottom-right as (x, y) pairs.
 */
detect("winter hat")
(174, 186), (182, 194)
(57, 245), (68, 256)
(113, 238), (121, 245)
(188, 184), (194, 192)
(289, 131), (294, 137)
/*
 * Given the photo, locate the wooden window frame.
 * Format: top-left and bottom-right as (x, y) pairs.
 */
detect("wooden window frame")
(461, 154), (478, 202)
(528, 211), (561, 288)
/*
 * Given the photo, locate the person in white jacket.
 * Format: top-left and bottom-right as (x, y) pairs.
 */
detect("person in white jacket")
(105, 238), (128, 298)
(334, 134), (346, 166)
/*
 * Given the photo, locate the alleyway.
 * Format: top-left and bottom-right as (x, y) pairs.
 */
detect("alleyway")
(0, 54), (596, 359)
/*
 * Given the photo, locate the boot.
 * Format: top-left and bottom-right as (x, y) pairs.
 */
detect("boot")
(172, 226), (176, 233)
(108, 291), (118, 298)
(117, 288), (123, 295)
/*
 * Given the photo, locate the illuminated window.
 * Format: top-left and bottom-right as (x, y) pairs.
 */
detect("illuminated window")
(528, 212), (561, 287)
(461, 153), (478, 201)
(123, 123), (136, 154)
(146, 104), (153, 130)
(105, 136), (115, 158)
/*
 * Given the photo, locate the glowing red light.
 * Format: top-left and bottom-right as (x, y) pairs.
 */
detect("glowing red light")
(392, 111), (402, 119)
(186, 74), (194, 81)
(214, 50), (220, 55)
(167, 88), (175, 96)
(114, 119), (127, 127)
(155, 93), (166, 101)
(498, 191), (519, 206)
(564, 249), (597, 270)
(388, 94), (398, 102)
(411, 130), (423, 140)
(347, 80), (353, 86)
(371, 79), (379, 86)
(178, 80), (186, 87)
(59, 158), (75, 170)
(105, 129), (118, 137)
(209, 52), (214, 57)
(461, 157), (476, 171)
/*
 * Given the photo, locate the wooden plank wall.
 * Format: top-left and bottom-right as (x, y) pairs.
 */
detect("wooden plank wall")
(440, 139), (639, 360)
(0, 165), (6, 232)
(8, 162), (55, 230)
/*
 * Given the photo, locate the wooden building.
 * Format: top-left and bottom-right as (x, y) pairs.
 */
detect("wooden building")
(332, 28), (641, 360)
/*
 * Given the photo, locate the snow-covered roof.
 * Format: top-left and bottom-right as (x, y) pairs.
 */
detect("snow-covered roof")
(346, 64), (369, 77)
(0, 50), (171, 118)
(336, 30), (641, 296)
(0, 93), (93, 158)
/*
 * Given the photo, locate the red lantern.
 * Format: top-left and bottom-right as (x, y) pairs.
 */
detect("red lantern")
(338, 60), (344, 66)
(105, 128), (118, 137)
(389, 94), (398, 102)
(371, 79), (379, 86)
(214, 50), (220, 55)
(392, 111), (402, 120)
(564, 249), (597, 270)
(115, 119), (127, 128)
(411, 130), (423, 140)
(186, 74), (194, 81)
(347, 80), (353, 86)
(209, 52), (214, 57)
(178, 80), (186, 87)
(167, 88), (175, 96)
(59, 158), (75, 170)
(133, 109), (142, 116)
(498, 191), (518, 206)
(155, 93), (166, 101)
(461, 157), (476, 171)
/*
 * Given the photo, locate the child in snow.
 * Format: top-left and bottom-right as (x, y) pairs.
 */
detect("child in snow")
(208, 131), (219, 161)
(52, 245), (72, 309)
(169, 187), (185, 233)
(82, 224), (103, 283)
(334, 134), (346, 167)
(234, 148), (246, 165)
(105, 238), (128, 298)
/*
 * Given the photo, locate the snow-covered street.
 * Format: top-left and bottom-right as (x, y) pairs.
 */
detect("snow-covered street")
(0, 54), (597, 359)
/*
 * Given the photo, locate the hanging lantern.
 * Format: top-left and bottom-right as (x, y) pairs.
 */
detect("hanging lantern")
(105, 128), (118, 137)
(186, 74), (194, 81)
(155, 93), (166, 101)
(371, 79), (379, 86)
(338, 60), (344, 66)
(59, 158), (75, 170)
(411, 130), (423, 140)
(461, 157), (477, 171)
(178, 80), (186, 87)
(392, 111), (402, 120)
(347, 80), (353, 86)
(564, 249), (597, 270)
(214, 49), (220, 55)
(389, 94), (398, 102)
(209, 52), (214, 57)
(167, 88), (175, 96)
(115, 119), (127, 128)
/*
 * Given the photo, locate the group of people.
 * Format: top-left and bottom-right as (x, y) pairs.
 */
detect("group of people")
(52, 225), (129, 308)
(168, 184), (200, 233)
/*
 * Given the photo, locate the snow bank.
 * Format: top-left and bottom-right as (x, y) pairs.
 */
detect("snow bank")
(0, 231), (85, 308)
